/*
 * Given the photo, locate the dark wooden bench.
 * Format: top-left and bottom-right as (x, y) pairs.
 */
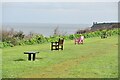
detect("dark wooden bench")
(51, 38), (64, 51)
(24, 51), (39, 61)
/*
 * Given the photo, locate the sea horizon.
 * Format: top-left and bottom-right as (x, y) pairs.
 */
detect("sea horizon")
(2, 23), (92, 37)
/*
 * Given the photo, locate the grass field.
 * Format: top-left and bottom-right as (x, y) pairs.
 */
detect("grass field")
(2, 36), (118, 78)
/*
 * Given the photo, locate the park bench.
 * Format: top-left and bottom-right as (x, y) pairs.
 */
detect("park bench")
(51, 38), (64, 50)
(24, 51), (39, 61)
(74, 36), (84, 44)
(74, 38), (81, 44)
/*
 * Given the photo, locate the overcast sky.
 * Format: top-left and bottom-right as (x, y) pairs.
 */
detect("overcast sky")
(2, 2), (118, 24)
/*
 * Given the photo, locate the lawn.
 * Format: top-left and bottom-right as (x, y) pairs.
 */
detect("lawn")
(2, 35), (118, 78)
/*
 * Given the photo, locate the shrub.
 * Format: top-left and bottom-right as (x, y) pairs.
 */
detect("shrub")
(2, 42), (14, 47)
(2, 28), (119, 48)
(69, 34), (74, 40)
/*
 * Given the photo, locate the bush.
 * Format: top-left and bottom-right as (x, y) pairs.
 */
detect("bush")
(2, 28), (119, 48)
(0, 42), (3, 48)
(2, 42), (14, 47)
(69, 34), (74, 40)
(19, 41), (25, 46)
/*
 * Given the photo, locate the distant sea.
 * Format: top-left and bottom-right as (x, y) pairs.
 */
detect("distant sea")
(2, 23), (92, 37)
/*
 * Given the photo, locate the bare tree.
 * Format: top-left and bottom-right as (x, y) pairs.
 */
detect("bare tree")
(53, 26), (59, 35)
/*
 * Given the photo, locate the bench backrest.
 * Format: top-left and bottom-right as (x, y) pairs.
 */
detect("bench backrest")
(58, 38), (64, 45)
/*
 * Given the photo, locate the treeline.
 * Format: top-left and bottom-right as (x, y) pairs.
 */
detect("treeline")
(69, 28), (119, 39)
(1, 28), (119, 48)
(76, 23), (120, 34)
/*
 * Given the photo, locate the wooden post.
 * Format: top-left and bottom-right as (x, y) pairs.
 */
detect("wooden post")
(28, 54), (31, 60)
(33, 54), (36, 61)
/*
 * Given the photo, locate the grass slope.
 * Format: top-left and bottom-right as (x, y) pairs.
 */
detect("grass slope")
(2, 36), (118, 78)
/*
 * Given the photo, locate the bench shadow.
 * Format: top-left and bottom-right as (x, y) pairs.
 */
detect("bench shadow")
(35, 57), (43, 60)
(14, 58), (26, 61)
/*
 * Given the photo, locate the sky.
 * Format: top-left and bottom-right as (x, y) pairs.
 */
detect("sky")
(1, 2), (118, 24)
(1, 0), (120, 2)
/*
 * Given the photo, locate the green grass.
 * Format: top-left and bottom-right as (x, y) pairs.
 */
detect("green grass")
(2, 36), (118, 78)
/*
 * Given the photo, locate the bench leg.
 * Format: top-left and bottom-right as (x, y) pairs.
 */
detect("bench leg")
(51, 45), (53, 51)
(60, 45), (63, 50)
(58, 45), (60, 50)
(28, 54), (31, 61)
(33, 54), (36, 61)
